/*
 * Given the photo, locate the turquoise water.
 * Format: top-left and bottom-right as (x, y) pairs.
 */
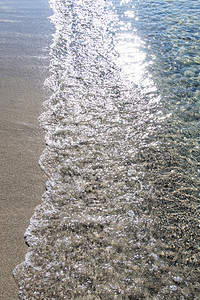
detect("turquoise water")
(14, 0), (199, 298)
(115, 0), (200, 107)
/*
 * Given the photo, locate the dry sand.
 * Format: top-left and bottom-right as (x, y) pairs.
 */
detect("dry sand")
(0, 75), (48, 299)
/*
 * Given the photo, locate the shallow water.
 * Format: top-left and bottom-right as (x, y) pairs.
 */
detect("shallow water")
(0, 0), (52, 80)
(14, 0), (200, 299)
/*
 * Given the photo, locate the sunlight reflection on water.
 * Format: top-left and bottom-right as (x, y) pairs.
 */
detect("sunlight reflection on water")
(13, 0), (200, 298)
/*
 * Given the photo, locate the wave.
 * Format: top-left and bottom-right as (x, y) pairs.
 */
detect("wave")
(13, 0), (199, 299)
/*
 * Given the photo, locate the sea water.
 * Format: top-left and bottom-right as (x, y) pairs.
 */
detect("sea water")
(14, 0), (200, 299)
(0, 0), (52, 78)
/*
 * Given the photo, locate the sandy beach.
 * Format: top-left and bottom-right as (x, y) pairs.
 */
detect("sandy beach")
(0, 0), (52, 298)
(0, 77), (47, 300)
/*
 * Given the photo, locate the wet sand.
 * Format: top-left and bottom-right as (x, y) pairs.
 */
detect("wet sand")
(0, 77), (48, 300)
(0, 0), (52, 298)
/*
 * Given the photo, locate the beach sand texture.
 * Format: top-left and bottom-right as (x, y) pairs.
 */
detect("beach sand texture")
(0, 0), (52, 298)
(0, 78), (47, 300)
